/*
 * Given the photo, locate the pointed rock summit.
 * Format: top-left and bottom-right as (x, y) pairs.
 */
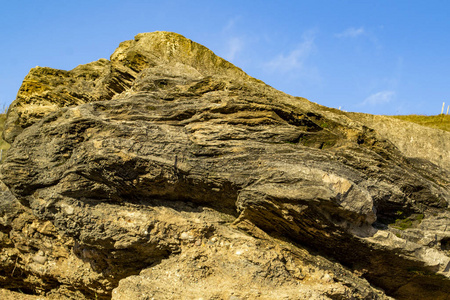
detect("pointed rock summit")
(110, 31), (255, 79)
(3, 31), (258, 144)
(1, 32), (449, 299)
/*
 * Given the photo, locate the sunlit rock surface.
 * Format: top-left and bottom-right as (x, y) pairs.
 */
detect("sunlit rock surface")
(1, 31), (449, 299)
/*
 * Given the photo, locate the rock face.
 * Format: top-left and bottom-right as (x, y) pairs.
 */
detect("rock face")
(2, 31), (255, 144)
(1, 31), (449, 299)
(348, 113), (450, 171)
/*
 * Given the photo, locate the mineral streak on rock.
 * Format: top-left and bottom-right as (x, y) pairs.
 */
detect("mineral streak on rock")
(0, 31), (449, 299)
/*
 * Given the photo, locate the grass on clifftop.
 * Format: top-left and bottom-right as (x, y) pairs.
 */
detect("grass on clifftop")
(390, 114), (450, 132)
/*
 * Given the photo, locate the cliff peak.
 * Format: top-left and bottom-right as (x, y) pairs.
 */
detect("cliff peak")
(111, 31), (252, 79)
(3, 31), (257, 144)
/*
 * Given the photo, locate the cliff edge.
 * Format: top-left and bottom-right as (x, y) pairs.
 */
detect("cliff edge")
(0, 32), (449, 300)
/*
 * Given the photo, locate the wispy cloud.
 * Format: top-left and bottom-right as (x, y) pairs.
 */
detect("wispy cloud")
(335, 27), (365, 38)
(222, 16), (240, 33)
(224, 37), (243, 61)
(220, 17), (245, 62)
(266, 30), (316, 73)
(362, 90), (396, 106)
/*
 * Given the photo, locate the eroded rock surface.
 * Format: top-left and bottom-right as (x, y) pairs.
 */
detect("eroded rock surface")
(348, 113), (450, 171)
(1, 31), (449, 299)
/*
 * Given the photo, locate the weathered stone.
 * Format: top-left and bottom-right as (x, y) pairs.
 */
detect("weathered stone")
(2, 31), (256, 144)
(0, 31), (449, 299)
(349, 112), (450, 171)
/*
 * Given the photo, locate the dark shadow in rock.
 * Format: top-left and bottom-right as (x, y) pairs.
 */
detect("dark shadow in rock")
(238, 201), (450, 300)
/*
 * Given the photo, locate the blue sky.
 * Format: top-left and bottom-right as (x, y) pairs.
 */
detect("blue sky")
(1, 1), (450, 115)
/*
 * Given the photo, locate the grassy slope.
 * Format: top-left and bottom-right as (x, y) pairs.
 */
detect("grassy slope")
(390, 114), (450, 132)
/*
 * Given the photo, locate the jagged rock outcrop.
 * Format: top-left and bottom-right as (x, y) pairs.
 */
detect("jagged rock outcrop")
(2, 31), (257, 144)
(1, 31), (449, 299)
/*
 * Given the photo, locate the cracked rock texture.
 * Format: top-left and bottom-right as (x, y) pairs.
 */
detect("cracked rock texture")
(1, 31), (449, 299)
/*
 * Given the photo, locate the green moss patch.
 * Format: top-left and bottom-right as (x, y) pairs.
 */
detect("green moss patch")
(391, 213), (424, 230)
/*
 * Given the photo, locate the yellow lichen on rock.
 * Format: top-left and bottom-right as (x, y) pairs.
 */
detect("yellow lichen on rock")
(4, 31), (260, 144)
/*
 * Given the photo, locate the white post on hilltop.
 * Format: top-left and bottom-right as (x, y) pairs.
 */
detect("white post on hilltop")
(442, 102), (446, 114)
(447, 105), (450, 115)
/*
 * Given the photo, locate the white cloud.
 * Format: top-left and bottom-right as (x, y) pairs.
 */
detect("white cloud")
(335, 27), (365, 38)
(224, 37), (243, 61)
(219, 17), (245, 62)
(362, 90), (395, 106)
(222, 16), (240, 33)
(266, 30), (316, 73)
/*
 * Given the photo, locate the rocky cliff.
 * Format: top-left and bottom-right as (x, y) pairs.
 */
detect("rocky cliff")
(1, 31), (449, 299)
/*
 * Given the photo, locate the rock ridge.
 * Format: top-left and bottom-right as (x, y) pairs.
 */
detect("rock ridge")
(0, 31), (449, 299)
(3, 31), (259, 144)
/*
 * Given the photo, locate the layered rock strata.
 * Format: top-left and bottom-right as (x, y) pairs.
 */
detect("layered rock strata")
(1, 31), (449, 299)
